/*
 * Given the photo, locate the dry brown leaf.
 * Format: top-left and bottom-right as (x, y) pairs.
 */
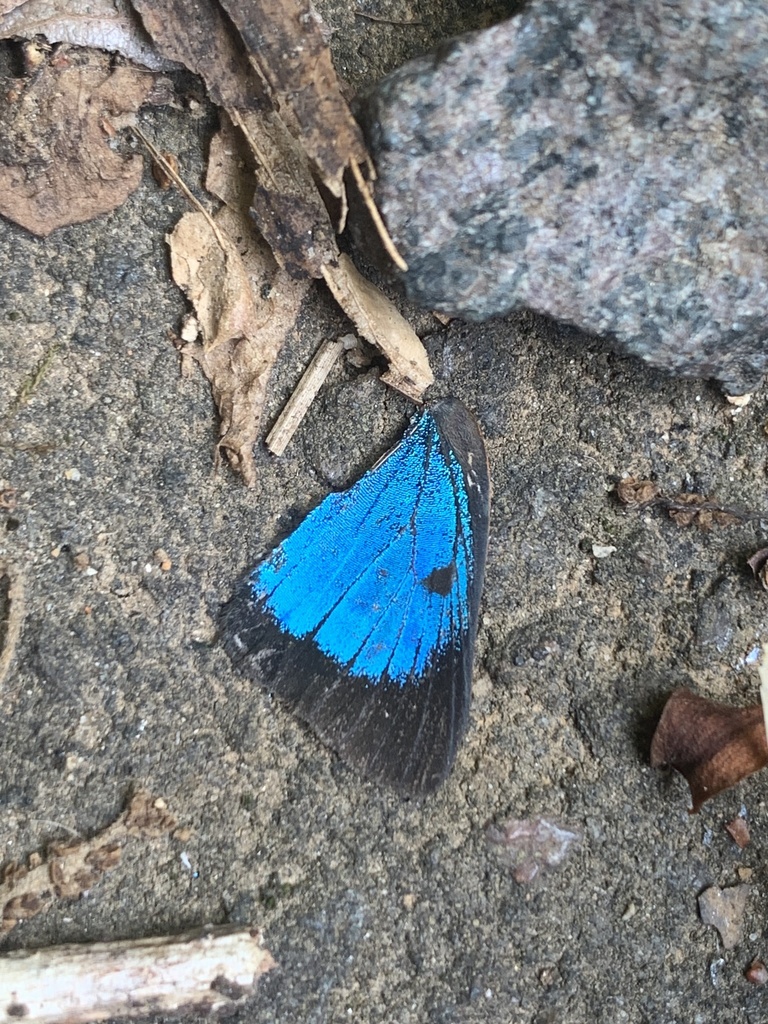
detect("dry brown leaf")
(0, 0), (171, 69)
(617, 477), (748, 529)
(322, 254), (433, 400)
(218, 0), (371, 203)
(1, 790), (176, 935)
(169, 206), (309, 484)
(0, 50), (161, 235)
(651, 688), (768, 812)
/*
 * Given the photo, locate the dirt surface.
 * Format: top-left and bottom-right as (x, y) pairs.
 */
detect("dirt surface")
(2, 4), (768, 1023)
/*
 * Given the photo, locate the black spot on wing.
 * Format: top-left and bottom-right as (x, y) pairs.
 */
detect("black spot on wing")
(422, 562), (457, 596)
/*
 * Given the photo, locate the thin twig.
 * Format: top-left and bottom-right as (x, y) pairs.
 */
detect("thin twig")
(131, 127), (228, 251)
(266, 337), (347, 455)
(349, 161), (408, 272)
(355, 10), (423, 24)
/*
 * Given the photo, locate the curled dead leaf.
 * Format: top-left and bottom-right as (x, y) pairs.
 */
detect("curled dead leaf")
(651, 689), (768, 812)
(169, 207), (309, 483)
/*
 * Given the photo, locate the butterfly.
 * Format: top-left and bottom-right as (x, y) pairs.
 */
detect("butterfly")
(220, 397), (490, 795)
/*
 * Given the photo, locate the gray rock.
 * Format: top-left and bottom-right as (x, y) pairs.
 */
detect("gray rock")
(362, 0), (768, 393)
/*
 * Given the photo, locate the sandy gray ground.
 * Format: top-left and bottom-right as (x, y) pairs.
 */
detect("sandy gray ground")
(2, 4), (768, 1023)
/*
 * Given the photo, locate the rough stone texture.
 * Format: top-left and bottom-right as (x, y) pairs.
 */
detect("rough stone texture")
(363, 0), (768, 393)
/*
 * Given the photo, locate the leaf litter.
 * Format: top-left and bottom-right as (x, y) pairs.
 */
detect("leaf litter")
(2, 0), (433, 471)
(1, 791), (177, 935)
(132, 0), (434, 460)
(0, 0), (174, 70)
(0, 48), (171, 235)
(651, 689), (768, 813)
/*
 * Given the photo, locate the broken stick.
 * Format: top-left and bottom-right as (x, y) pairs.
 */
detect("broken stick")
(0, 926), (276, 1024)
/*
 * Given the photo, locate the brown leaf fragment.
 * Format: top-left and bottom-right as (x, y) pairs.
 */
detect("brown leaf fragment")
(486, 817), (581, 884)
(169, 207), (309, 483)
(616, 476), (660, 506)
(651, 689), (768, 812)
(698, 884), (750, 950)
(0, 0), (173, 70)
(666, 493), (742, 529)
(131, 0), (267, 110)
(618, 477), (749, 529)
(230, 107), (339, 277)
(745, 959), (768, 985)
(0, 790), (176, 935)
(0, 51), (159, 235)
(725, 814), (750, 849)
(322, 254), (433, 400)
(218, 0), (370, 200)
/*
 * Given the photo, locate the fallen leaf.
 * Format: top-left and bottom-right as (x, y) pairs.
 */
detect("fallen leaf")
(486, 817), (581, 884)
(1, 790), (176, 934)
(698, 884), (749, 950)
(651, 689), (768, 812)
(169, 206), (309, 484)
(0, 50), (164, 235)
(0, 0), (173, 70)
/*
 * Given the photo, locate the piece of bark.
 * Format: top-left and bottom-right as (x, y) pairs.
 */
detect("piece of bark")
(218, 0), (370, 204)
(651, 689), (768, 812)
(131, 0), (266, 110)
(0, 50), (163, 236)
(169, 207), (309, 484)
(1, 791), (176, 935)
(0, 926), (275, 1024)
(0, 0), (173, 70)
(322, 254), (433, 401)
(362, 0), (768, 393)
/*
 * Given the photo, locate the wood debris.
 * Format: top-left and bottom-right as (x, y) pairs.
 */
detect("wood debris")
(0, 926), (275, 1022)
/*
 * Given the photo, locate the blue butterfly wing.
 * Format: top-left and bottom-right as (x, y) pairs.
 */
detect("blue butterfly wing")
(221, 398), (490, 794)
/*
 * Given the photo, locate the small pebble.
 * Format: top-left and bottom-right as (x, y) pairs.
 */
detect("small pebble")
(745, 959), (768, 985)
